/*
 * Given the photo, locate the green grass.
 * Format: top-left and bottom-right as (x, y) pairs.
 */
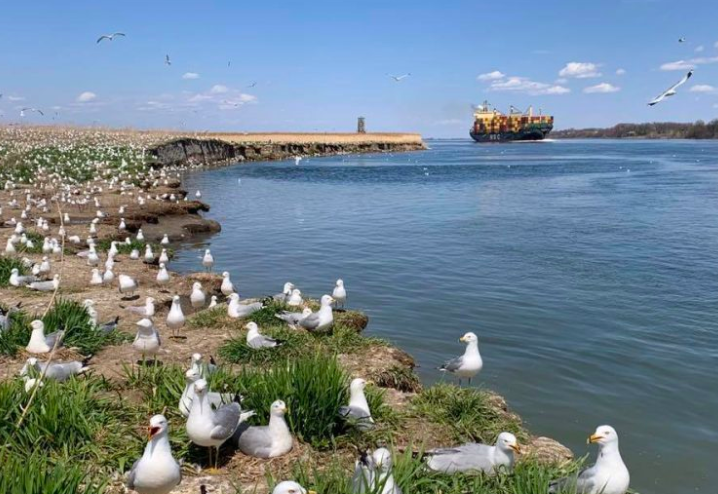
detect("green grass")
(273, 449), (583, 494)
(0, 256), (27, 286)
(0, 453), (109, 494)
(411, 384), (526, 444)
(0, 299), (131, 356)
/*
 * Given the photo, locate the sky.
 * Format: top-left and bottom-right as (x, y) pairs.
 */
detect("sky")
(1, 0), (717, 137)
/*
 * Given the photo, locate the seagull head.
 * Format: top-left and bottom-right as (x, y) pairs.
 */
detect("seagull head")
(172, 295), (180, 303)
(349, 377), (367, 393)
(185, 368), (201, 383)
(192, 282), (202, 290)
(136, 318), (153, 329)
(283, 282), (295, 294)
(270, 400), (288, 416)
(272, 481), (314, 494)
(244, 321), (259, 333)
(26, 357), (39, 367)
(193, 378), (208, 395)
(588, 425), (619, 447)
(228, 293), (240, 302)
(191, 352), (202, 364)
(320, 294), (335, 306)
(459, 332), (478, 344)
(148, 414), (168, 440)
(30, 320), (45, 332)
(336, 279), (344, 287)
(372, 447), (393, 471)
(496, 432), (521, 454)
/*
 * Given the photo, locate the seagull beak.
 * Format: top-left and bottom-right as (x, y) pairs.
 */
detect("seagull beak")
(459, 336), (466, 342)
(148, 426), (160, 439)
(509, 443), (521, 454)
(588, 433), (603, 444)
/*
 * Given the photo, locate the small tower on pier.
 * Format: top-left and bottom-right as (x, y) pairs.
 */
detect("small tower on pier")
(357, 117), (366, 134)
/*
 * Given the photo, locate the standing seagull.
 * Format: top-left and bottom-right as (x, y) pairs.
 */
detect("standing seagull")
(202, 249), (214, 272)
(166, 295), (186, 337)
(549, 426), (630, 494)
(133, 318), (161, 361)
(332, 279), (347, 309)
(439, 332), (483, 386)
(126, 414), (181, 494)
(388, 73), (411, 82)
(648, 70), (693, 106)
(97, 33), (126, 43)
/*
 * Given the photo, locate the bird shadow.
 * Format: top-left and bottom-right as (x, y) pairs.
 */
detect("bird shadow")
(136, 359), (163, 367)
(121, 295), (140, 301)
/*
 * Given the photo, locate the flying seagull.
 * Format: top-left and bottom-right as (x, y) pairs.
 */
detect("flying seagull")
(678, 37), (686, 43)
(97, 33), (125, 43)
(20, 107), (44, 117)
(165, 54), (172, 66)
(388, 73), (411, 82)
(648, 70), (693, 106)
(247, 82), (257, 88)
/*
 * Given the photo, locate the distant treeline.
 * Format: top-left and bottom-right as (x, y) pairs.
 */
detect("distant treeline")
(553, 120), (718, 139)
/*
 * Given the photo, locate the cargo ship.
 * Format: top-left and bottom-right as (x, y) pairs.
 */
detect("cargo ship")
(470, 101), (553, 142)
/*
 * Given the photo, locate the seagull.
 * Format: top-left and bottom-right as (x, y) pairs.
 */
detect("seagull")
(166, 295), (185, 337)
(352, 450), (376, 494)
(156, 263), (170, 286)
(357, 448), (401, 494)
(273, 282), (295, 302)
(20, 107), (44, 117)
(0, 303), (21, 331)
(247, 82), (257, 88)
(133, 318), (161, 360)
(648, 70), (693, 106)
(549, 426), (630, 494)
(165, 54), (172, 66)
(28, 274), (60, 292)
(190, 353), (217, 379)
(97, 316), (120, 334)
(332, 279), (347, 309)
(220, 271), (235, 296)
(124, 297), (155, 318)
(273, 481), (315, 494)
(295, 295), (334, 331)
(234, 400), (293, 458)
(97, 32), (126, 43)
(425, 432), (520, 474)
(26, 320), (64, 354)
(678, 37), (686, 43)
(388, 73), (411, 82)
(439, 332), (483, 386)
(179, 368), (234, 417)
(118, 274), (138, 298)
(20, 356), (91, 382)
(245, 322), (284, 349)
(126, 414), (181, 494)
(339, 378), (374, 431)
(287, 289), (303, 307)
(190, 282), (206, 308)
(9, 268), (38, 287)
(186, 378), (253, 471)
(275, 307), (312, 326)
(202, 249), (214, 271)
(227, 293), (263, 319)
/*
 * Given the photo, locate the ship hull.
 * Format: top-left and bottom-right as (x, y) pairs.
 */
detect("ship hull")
(470, 126), (552, 143)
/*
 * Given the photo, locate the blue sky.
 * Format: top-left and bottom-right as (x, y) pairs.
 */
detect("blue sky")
(1, 0), (717, 137)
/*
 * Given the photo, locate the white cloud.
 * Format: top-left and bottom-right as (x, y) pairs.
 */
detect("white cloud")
(714, 41), (718, 49)
(182, 72), (200, 80)
(434, 119), (463, 126)
(660, 56), (718, 71)
(695, 45), (705, 53)
(487, 76), (570, 95)
(209, 84), (229, 94)
(477, 71), (505, 81)
(555, 78), (568, 84)
(7, 96), (25, 102)
(689, 84), (717, 94)
(615, 68), (626, 75)
(76, 91), (97, 103)
(558, 62), (602, 78)
(583, 82), (620, 94)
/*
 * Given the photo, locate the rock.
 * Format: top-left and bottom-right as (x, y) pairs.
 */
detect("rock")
(527, 436), (574, 464)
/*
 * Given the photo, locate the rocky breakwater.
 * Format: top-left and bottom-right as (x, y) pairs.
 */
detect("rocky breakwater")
(148, 132), (426, 168)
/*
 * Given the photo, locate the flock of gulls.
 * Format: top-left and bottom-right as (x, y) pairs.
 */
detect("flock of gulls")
(0, 160), (631, 494)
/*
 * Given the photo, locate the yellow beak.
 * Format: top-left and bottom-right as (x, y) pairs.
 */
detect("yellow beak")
(509, 443), (521, 454)
(308, 491), (318, 494)
(588, 433), (602, 444)
(459, 336), (466, 342)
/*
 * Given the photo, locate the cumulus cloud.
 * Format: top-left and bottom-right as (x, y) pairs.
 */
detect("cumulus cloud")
(615, 68), (626, 75)
(477, 71), (505, 81)
(182, 72), (200, 80)
(76, 91), (97, 103)
(583, 83), (620, 94)
(695, 45), (705, 53)
(487, 76), (569, 95)
(7, 95), (25, 102)
(660, 56), (718, 71)
(558, 62), (602, 78)
(210, 84), (229, 94)
(689, 84), (717, 93)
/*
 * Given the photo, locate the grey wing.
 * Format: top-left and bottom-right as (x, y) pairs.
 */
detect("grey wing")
(44, 330), (64, 349)
(339, 406), (371, 420)
(210, 402), (241, 440)
(126, 458), (140, 489)
(275, 311), (300, 323)
(441, 355), (463, 372)
(298, 312), (321, 330)
(236, 425), (273, 458)
(427, 443), (493, 473)
(273, 293), (288, 302)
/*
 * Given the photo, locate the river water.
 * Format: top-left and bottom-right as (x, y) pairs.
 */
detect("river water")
(172, 139), (718, 494)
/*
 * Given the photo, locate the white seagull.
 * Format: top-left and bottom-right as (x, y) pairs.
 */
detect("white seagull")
(439, 332), (483, 386)
(126, 414), (181, 494)
(97, 32), (126, 43)
(648, 70), (693, 106)
(388, 73), (411, 82)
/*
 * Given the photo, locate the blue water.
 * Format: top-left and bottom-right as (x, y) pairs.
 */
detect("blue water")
(173, 139), (718, 494)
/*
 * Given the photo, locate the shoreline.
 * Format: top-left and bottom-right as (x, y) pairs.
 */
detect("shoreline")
(0, 126), (573, 493)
